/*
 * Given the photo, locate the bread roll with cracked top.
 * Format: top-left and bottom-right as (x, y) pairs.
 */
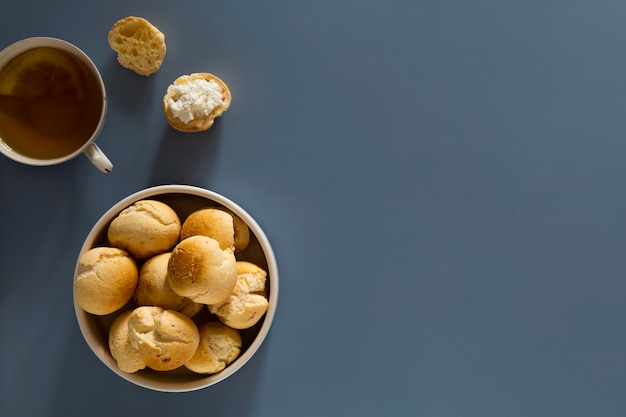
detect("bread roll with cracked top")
(185, 322), (242, 374)
(167, 235), (237, 305)
(163, 73), (231, 132)
(134, 252), (203, 317)
(127, 306), (200, 371)
(209, 261), (269, 329)
(74, 247), (138, 315)
(109, 310), (146, 373)
(107, 200), (181, 259)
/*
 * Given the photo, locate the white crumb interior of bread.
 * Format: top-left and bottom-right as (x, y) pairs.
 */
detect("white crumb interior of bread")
(167, 79), (223, 123)
(208, 265), (269, 329)
(108, 16), (166, 76)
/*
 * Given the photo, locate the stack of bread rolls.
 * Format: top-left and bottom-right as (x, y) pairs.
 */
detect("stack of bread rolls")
(74, 199), (270, 375)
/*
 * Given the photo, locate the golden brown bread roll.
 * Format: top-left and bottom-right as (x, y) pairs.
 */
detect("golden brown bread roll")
(107, 200), (181, 259)
(180, 207), (234, 251)
(163, 73), (231, 132)
(208, 261), (269, 329)
(185, 322), (242, 374)
(229, 209), (251, 253)
(127, 306), (200, 371)
(180, 207), (250, 253)
(74, 247), (138, 315)
(108, 16), (166, 76)
(167, 235), (238, 305)
(134, 252), (203, 317)
(108, 310), (146, 373)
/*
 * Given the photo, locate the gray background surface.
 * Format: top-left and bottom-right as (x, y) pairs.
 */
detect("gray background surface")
(2, 1), (626, 416)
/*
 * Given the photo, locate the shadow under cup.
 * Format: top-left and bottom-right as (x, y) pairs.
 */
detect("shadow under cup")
(0, 37), (107, 169)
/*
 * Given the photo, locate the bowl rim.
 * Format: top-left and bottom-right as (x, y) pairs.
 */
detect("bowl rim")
(73, 184), (279, 392)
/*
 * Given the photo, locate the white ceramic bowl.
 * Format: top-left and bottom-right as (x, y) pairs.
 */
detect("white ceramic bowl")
(73, 185), (279, 392)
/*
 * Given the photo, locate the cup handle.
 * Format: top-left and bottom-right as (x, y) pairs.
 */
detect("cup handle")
(83, 143), (113, 173)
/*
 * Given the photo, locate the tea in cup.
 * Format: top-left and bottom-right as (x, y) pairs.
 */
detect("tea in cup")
(0, 37), (112, 172)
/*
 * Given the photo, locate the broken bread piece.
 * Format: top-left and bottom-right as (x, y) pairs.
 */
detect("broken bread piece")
(185, 322), (242, 375)
(108, 16), (166, 76)
(208, 261), (269, 329)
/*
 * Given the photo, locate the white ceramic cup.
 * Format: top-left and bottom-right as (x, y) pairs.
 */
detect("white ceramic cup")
(0, 37), (112, 173)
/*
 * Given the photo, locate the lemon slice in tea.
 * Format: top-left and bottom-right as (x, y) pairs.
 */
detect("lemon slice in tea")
(0, 47), (85, 101)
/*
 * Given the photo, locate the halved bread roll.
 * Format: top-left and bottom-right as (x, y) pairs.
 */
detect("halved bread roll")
(163, 73), (231, 132)
(108, 16), (166, 76)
